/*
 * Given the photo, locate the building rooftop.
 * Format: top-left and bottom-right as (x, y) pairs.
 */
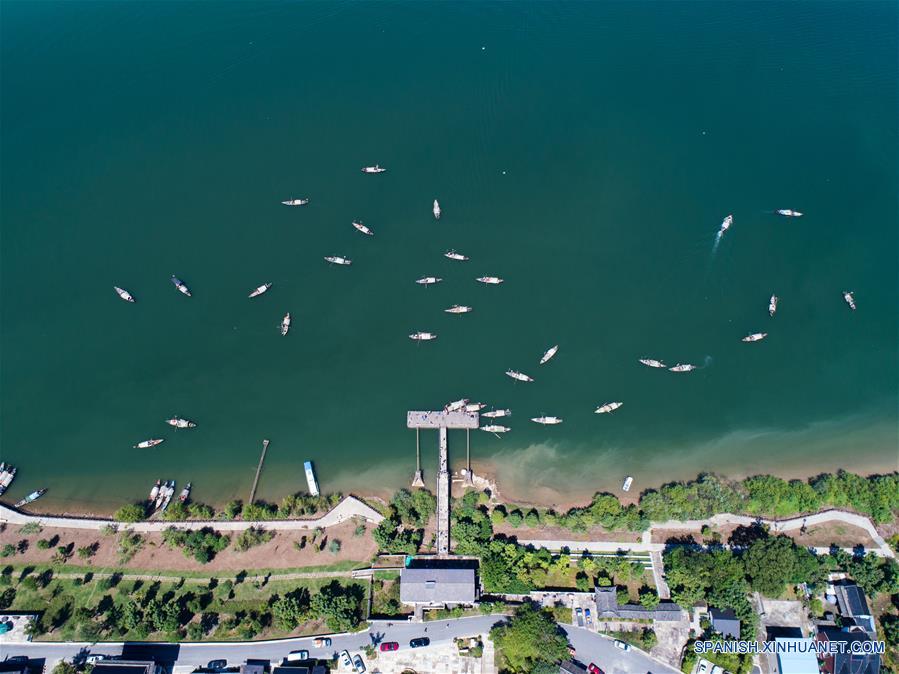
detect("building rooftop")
(400, 566), (476, 604)
(817, 627), (880, 674)
(773, 638), (820, 674)
(559, 661), (589, 674)
(709, 607), (741, 640)
(594, 587), (684, 622)
(835, 583), (870, 618)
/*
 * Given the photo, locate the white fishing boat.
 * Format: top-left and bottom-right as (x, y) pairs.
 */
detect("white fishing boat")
(161, 482), (176, 511)
(165, 416), (197, 429)
(776, 209), (803, 217)
(15, 488), (47, 508)
(114, 286), (135, 303)
(465, 402), (486, 412)
(444, 250), (469, 261)
(409, 331), (437, 341)
(769, 295), (778, 317)
(481, 425), (510, 434)
(281, 198), (309, 206)
(352, 221), (373, 236)
(531, 416), (563, 425)
(324, 256), (352, 266)
(179, 482), (191, 502)
(539, 345), (559, 365)
(622, 476), (634, 492)
(361, 165), (386, 174)
(639, 358), (667, 368)
(742, 332), (768, 342)
(280, 313), (291, 336)
(445, 399), (469, 413)
(843, 291), (856, 311)
(304, 461), (319, 496)
(669, 363), (697, 372)
(476, 276), (504, 285)
(433, 199), (441, 220)
(415, 276), (442, 285)
(482, 409), (511, 418)
(505, 369), (534, 383)
(170, 275), (191, 297)
(248, 283), (272, 298)
(0, 465), (16, 496)
(595, 402), (624, 414)
(134, 438), (165, 449)
(445, 304), (472, 314)
(718, 214), (733, 237)
(148, 480), (161, 502)
(154, 481), (171, 510)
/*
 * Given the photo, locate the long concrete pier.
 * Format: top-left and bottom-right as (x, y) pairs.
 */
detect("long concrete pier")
(248, 439), (270, 504)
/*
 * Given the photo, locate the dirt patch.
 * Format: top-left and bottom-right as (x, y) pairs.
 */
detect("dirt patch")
(0, 520), (376, 573)
(493, 523), (642, 543)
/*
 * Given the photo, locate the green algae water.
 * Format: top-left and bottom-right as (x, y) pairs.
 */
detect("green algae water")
(1, 1), (897, 513)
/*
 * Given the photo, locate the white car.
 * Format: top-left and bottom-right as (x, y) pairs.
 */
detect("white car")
(340, 651), (353, 668)
(85, 656), (108, 665)
(352, 655), (366, 673)
(613, 639), (631, 651)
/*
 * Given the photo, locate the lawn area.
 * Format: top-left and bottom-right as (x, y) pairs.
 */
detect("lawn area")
(370, 576), (410, 618)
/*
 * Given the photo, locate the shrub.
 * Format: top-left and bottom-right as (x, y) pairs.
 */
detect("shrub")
(233, 527), (274, 552)
(114, 504), (146, 523)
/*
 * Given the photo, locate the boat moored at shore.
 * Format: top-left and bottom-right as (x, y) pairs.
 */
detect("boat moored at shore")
(153, 481), (172, 510)
(281, 198), (309, 206)
(639, 358), (667, 368)
(15, 488), (47, 508)
(165, 416), (196, 429)
(445, 399), (468, 413)
(622, 476), (634, 492)
(179, 482), (191, 502)
(148, 479), (161, 503)
(531, 416), (563, 425)
(465, 402), (485, 412)
(409, 331), (437, 341)
(114, 286), (135, 303)
(134, 438), (164, 449)
(539, 345), (559, 365)
(843, 291), (856, 310)
(304, 461), (319, 496)
(170, 275), (192, 297)
(325, 256), (352, 266)
(742, 332), (768, 342)
(595, 401), (624, 414)
(0, 464), (16, 496)
(505, 369), (534, 383)
(769, 295), (778, 316)
(281, 313), (291, 336)
(482, 408), (511, 418)
(481, 424), (510, 434)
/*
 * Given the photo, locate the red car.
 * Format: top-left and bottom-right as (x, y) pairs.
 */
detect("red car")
(379, 642), (400, 652)
(588, 665), (603, 674)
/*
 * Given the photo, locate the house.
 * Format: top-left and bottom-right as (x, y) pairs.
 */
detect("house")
(770, 638), (820, 674)
(833, 583), (876, 636)
(400, 566), (477, 607)
(91, 661), (159, 674)
(559, 661), (589, 674)
(594, 587), (685, 622)
(816, 626), (880, 674)
(709, 607), (741, 640)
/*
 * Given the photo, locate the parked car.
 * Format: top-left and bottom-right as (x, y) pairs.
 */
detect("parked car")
(85, 656), (108, 665)
(313, 637), (332, 648)
(575, 607), (584, 627)
(588, 664), (603, 674)
(340, 651), (353, 668)
(352, 654), (366, 673)
(379, 642), (399, 652)
(409, 637), (430, 648)
(206, 661), (227, 671)
(613, 639), (631, 651)
(286, 650), (308, 662)
(585, 607), (593, 626)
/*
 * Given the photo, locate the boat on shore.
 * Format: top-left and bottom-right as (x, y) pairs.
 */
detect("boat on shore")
(445, 399), (469, 413)
(170, 275), (191, 297)
(444, 250), (469, 261)
(304, 461), (320, 496)
(15, 488), (47, 508)
(361, 165), (386, 174)
(153, 481), (171, 510)
(769, 295), (778, 317)
(622, 476), (634, 492)
(482, 408), (510, 418)
(595, 401), (624, 414)
(669, 363), (697, 372)
(352, 221), (374, 236)
(134, 438), (164, 449)
(165, 416), (196, 429)
(481, 424), (510, 434)
(324, 256), (352, 266)
(179, 483), (191, 503)
(539, 345), (559, 365)
(114, 286), (135, 303)
(505, 369), (534, 383)
(843, 291), (856, 311)
(433, 200), (441, 220)
(445, 305), (472, 314)
(148, 480), (161, 503)
(717, 214), (733, 238)
(281, 198), (309, 206)
(281, 313), (291, 336)
(409, 331), (437, 341)
(476, 276), (503, 285)
(416, 276), (442, 286)
(639, 358), (667, 368)
(249, 283), (272, 298)
(161, 482), (176, 511)
(776, 209), (803, 217)
(0, 464), (16, 496)
(742, 332), (767, 342)
(531, 416), (562, 425)
(465, 402), (485, 412)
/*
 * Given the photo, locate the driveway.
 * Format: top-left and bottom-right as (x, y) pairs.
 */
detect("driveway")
(562, 626), (681, 674)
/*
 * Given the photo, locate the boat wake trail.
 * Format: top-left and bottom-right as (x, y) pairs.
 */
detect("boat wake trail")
(701, 355), (713, 369)
(711, 231), (723, 255)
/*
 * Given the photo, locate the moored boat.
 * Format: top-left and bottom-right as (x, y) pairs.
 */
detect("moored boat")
(482, 408), (511, 418)
(281, 313), (291, 336)
(843, 291), (856, 311)
(481, 425), (510, 434)
(15, 488), (47, 508)
(134, 438), (165, 449)
(742, 332), (768, 342)
(0, 465), (16, 496)
(415, 276), (442, 286)
(281, 198), (309, 206)
(114, 286), (135, 303)
(445, 305), (472, 314)
(154, 480), (171, 510)
(361, 165), (386, 174)
(505, 369), (534, 383)
(595, 402), (624, 414)
(769, 295), (778, 317)
(444, 250), (469, 261)
(639, 358), (667, 368)
(409, 331), (437, 341)
(465, 402), (486, 412)
(170, 275), (191, 297)
(531, 416), (562, 425)
(304, 461), (320, 496)
(165, 416), (197, 429)
(433, 199), (441, 220)
(776, 209), (803, 217)
(669, 363), (697, 372)
(539, 345), (559, 365)
(161, 482), (176, 511)
(324, 256), (352, 266)
(622, 476), (634, 492)
(179, 482), (191, 502)
(249, 283), (272, 298)
(476, 276), (503, 285)
(445, 399), (469, 413)
(148, 480), (161, 502)
(352, 221), (374, 236)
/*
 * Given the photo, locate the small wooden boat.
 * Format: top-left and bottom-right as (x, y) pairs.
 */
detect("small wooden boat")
(352, 221), (374, 236)
(165, 416), (197, 429)
(433, 199), (441, 220)
(622, 476), (634, 492)
(16, 488), (47, 508)
(531, 416), (562, 425)
(717, 214), (733, 238)
(415, 276), (442, 286)
(161, 482), (176, 511)
(476, 276), (503, 285)
(843, 291), (856, 311)
(445, 399), (468, 413)
(134, 438), (165, 449)
(281, 198), (309, 206)
(539, 345), (559, 365)
(409, 331), (437, 341)
(639, 359), (667, 368)
(445, 250), (468, 261)
(769, 295), (778, 317)
(482, 409), (511, 418)
(776, 209), (802, 217)
(481, 425), (510, 434)
(148, 480), (161, 502)
(249, 283), (272, 298)
(0, 465), (16, 496)
(445, 305), (472, 314)
(669, 363), (697, 372)
(179, 482), (191, 502)
(281, 313), (291, 336)
(114, 286), (135, 303)
(742, 332), (767, 342)
(465, 402), (486, 412)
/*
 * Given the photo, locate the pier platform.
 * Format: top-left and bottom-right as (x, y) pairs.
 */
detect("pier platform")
(407, 410), (479, 429)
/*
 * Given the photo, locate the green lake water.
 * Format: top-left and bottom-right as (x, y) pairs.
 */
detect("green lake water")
(1, 1), (896, 513)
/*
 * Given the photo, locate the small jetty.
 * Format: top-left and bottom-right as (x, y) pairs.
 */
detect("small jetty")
(249, 439), (270, 504)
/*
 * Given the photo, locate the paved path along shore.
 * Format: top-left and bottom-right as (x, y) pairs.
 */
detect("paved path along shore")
(0, 495), (383, 532)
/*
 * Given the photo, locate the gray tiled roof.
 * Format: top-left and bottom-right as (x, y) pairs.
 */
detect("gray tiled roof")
(835, 583), (870, 618)
(594, 587), (684, 621)
(400, 567), (476, 604)
(709, 608), (741, 639)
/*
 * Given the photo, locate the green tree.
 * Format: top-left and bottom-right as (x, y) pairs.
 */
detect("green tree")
(52, 662), (78, 674)
(114, 504), (146, 523)
(272, 588), (311, 630)
(1, 544), (15, 558)
(744, 536), (800, 597)
(489, 603), (570, 673)
(310, 581), (364, 632)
